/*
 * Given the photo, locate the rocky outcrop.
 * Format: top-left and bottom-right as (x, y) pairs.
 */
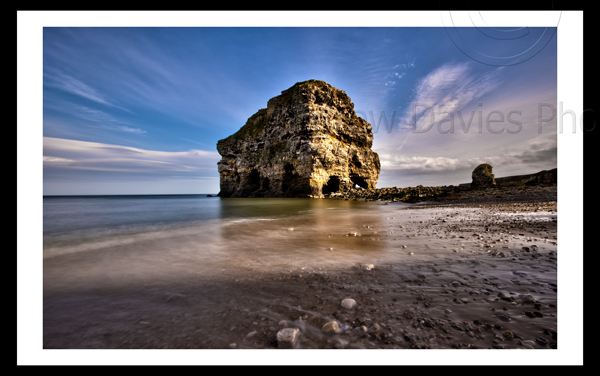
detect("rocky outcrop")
(216, 80), (380, 198)
(462, 167), (557, 188)
(495, 168), (557, 186)
(471, 164), (496, 188)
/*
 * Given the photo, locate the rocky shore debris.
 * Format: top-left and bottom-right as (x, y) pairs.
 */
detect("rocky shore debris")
(315, 164), (556, 206)
(320, 182), (557, 209)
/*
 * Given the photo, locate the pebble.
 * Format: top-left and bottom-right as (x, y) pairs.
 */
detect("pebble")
(361, 264), (374, 271)
(229, 343), (237, 349)
(322, 321), (340, 334)
(498, 292), (511, 301)
(502, 330), (515, 340)
(520, 294), (535, 303)
(341, 298), (357, 310)
(276, 328), (301, 349)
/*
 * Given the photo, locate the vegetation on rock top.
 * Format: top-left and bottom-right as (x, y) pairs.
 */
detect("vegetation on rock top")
(223, 108), (268, 142)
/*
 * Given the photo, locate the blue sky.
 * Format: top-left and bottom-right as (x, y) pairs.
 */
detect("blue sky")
(42, 26), (557, 195)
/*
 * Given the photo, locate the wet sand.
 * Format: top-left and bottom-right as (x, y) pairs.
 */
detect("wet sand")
(41, 186), (566, 363)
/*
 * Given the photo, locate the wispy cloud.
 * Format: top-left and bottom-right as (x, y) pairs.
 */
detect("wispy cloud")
(44, 100), (146, 135)
(393, 63), (504, 151)
(43, 137), (220, 175)
(380, 155), (463, 172)
(43, 67), (132, 113)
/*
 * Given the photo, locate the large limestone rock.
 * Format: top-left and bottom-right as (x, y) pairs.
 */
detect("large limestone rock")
(471, 163), (496, 188)
(216, 80), (380, 198)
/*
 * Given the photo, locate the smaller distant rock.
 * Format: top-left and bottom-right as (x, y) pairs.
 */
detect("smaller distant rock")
(341, 298), (357, 310)
(471, 163), (496, 188)
(276, 328), (301, 348)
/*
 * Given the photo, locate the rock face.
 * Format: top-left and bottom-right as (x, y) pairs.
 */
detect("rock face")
(495, 168), (557, 187)
(471, 164), (496, 188)
(216, 80), (380, 198)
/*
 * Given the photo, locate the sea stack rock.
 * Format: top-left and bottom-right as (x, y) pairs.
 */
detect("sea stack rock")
(216, 80), (380, 198)
(471, 163), (496, 188)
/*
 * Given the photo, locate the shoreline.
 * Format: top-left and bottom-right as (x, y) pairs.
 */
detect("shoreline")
(43, 186), (558, 351)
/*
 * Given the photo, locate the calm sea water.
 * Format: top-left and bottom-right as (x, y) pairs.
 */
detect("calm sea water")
(43, 194), (402, 251)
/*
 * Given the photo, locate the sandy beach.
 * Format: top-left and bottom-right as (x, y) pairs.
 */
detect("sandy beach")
(42, 185), (558, 352)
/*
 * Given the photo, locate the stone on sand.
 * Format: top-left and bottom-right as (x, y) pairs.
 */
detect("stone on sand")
(276, 328), (301, 349)
(341, 298), (357, 310)
(322, 321), (340, 334)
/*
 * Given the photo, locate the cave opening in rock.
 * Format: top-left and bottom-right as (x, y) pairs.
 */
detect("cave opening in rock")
(249, 169), (260, 191)
(351, 176), (368, 189)
(262, 177), (270, 191)
(281, 163), (296, 194)
(322, 176), (341, 194)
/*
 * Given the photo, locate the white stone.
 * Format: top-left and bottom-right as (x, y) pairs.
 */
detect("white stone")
(276, 328), (301, 349)
(341, 298), (357, 310)
(361, 264), (374, 271)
